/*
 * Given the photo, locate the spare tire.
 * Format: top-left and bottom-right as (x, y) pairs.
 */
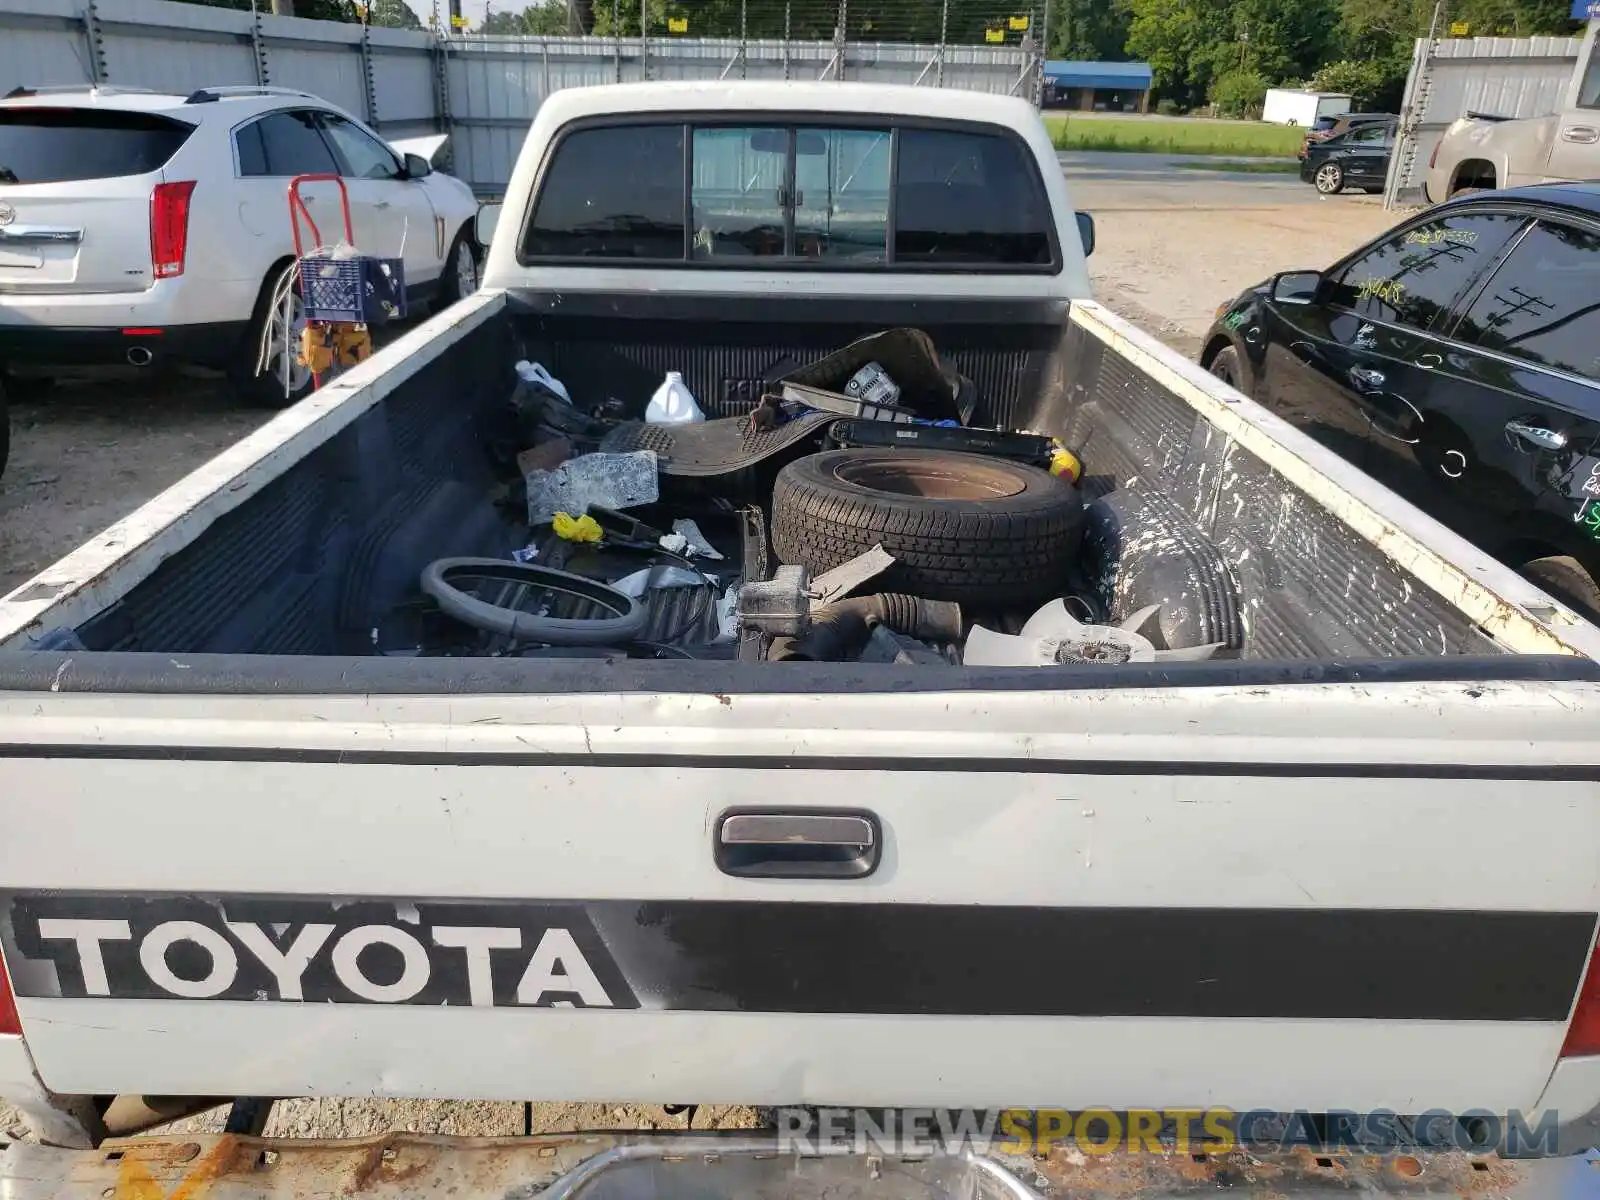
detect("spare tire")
(771, 449), (1083, 607)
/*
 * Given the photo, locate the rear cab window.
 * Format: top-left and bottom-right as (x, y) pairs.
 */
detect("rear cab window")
(519, 117), (1056, 271)
(0, 107), (195, 183)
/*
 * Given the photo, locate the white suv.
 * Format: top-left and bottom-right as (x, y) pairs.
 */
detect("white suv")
(0, 84), (482, 411)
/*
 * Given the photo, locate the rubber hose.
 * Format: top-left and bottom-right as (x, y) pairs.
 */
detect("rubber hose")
(768, 594), (963, 662)
(420, 558), (648, 646)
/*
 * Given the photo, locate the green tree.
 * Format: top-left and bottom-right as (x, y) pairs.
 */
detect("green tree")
(1218, 0), (1338, 83)
(1125, 0), (1228, 105)
(1045, 0), (1133, 59)
(366, 0), (422, 27)
(480, 0), (568, 31)
(1210, 65), (1268, 114)
(1310, 57), (1388, 107)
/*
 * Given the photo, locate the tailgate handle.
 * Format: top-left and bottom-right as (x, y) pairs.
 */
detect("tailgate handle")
(0, 225), (83, 245)
(714, 809), (881, 879)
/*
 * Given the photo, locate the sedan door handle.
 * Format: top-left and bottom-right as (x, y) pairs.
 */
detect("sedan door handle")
(715, 809), (881, 879)
(1505, 420), (1568, 451)
(1561, 126), (1600, 144)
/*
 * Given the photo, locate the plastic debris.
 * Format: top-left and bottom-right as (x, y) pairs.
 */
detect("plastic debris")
(552, 512), (604, 543)
(657, 533), (690, 555)
(517, 437), (572, 477)
(809, 544), (895, 609)
(525, 450), (659, 526)
(511, 543), (540, 564)
(1048, 440), (1083, 482)
(713, 584), (742, 643)
(737, 565), (811, 636)
(646, 371), (705, 425)
(964, 599), (1224, 667)
(671, 518), (724, 560)
(515, 360), (571, 404)
(845, 360), (901, 409)
(613, 564), (714, 600)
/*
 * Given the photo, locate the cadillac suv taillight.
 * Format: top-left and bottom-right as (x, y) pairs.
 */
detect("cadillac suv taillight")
(150, 180), (197, 279)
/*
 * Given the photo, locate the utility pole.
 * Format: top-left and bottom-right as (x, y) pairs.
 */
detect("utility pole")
(270, 0), (293, 15)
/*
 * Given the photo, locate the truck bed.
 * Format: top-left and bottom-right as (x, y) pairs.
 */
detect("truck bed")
(0, 291), (1591, 673)
(4, 296), (1600, 1124)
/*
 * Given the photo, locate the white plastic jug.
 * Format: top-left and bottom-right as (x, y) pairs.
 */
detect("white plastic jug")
(514, 360), (571, 404)
(645, 371), (705, 425)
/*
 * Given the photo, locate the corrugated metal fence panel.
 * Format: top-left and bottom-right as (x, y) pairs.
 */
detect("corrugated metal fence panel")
(371, 45), (437, 125)
(0, 0), (97, 89)
(98, 0), (258, 91)
(0, 0), (1036, 193)
(1388, 34), (1583, 201)
(368, 17), (439, 129)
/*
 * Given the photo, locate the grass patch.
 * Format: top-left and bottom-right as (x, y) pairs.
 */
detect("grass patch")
(1171, 159), (1301, 173)
(1047, 115), (1304, 157)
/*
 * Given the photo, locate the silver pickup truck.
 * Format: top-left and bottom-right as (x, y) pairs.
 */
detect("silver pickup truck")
(2, 79), (1600, 1194)
(1427, 21), (1600, 198)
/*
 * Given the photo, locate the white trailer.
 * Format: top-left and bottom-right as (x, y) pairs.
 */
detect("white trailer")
(1261, 88), (1351, 125)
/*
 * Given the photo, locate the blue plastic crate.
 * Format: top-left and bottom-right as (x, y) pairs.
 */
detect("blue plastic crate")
(298, 253), (406, 324)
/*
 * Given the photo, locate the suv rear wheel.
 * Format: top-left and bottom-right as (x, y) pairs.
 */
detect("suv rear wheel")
(233, 262), (313, 409)
(1314, 163), (1344, 194)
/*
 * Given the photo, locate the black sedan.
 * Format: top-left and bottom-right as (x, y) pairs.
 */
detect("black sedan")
(1200, 183), (1600, 619)
(1299, 119), (1395, 195)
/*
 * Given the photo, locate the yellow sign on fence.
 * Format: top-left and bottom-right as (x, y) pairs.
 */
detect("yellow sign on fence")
(985, 26), (1004, 41)
(1448, 20), (1470, 33)
(449, 14), (468, 28)
(1008, 15), (1029, 30)
(667, 15), (688, 32)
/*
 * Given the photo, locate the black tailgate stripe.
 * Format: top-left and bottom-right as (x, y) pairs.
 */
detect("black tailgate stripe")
(1, 743), (1598, 779)
(5, 894), (1593, 1021)
(612, 903), (1595, 1021)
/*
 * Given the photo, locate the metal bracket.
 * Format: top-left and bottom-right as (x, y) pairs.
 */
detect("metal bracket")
(359, 19), (379, 128)
(82, 0), (108, 84)
(432, 32), (453, 170)
(832, 0), (847, 80)
(250, 2), (270, 85)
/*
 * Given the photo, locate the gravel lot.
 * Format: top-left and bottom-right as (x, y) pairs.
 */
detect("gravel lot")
(0, 164), (1404, 1142)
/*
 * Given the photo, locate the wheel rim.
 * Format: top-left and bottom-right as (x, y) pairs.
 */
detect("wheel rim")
(455, 241), (479, 298)
(265, 286), (310, 397)
(1210, 357), (1236, 385)
(831, 454), (1026, 500)
(1316, 165), (1340, 191)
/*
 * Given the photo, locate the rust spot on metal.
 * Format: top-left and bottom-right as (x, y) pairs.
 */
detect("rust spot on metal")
(713, 693), (732, 706)
(1394, 1154), (1423, 1177)
(113, 1137), (244, 1200)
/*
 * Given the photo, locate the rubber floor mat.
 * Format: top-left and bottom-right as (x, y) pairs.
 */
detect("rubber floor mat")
(599, 412), (836, 478)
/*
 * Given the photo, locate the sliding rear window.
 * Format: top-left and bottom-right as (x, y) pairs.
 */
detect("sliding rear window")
(519, 119), (1056, 271)
(0, 108), (196, 184)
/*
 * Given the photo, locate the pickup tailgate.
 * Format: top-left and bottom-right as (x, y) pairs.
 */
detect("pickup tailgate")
(1, 676), (1598, 1111)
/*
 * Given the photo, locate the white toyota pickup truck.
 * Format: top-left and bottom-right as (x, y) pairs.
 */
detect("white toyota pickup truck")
(2, 80), (1600, 1194)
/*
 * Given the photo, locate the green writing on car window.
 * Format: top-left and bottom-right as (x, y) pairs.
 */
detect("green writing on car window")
(1225, 311), (1248, 329)
(1357, 276), (1406, 307)
(1404, 227), (1478, 247)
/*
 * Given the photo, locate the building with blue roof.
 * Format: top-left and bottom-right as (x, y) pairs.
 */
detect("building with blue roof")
(1042, 60), (1155, 112)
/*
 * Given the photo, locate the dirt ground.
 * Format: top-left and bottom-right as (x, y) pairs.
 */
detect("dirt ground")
(0, 173), (1404, 1142)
